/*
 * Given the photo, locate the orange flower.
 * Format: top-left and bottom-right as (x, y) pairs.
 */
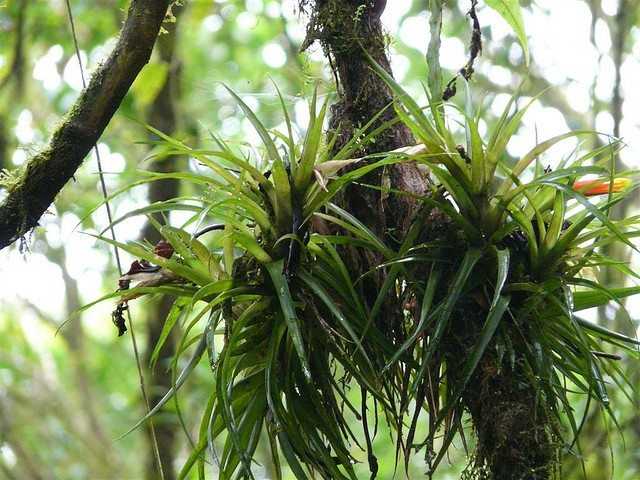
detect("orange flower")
(572, 177), (631, 196)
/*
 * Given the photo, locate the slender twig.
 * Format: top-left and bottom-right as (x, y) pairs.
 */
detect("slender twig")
(63, 2), (165, 478)
(426, 0), (443, 98)
(443, 0), (482, 101)
(194, 223), (225, 238)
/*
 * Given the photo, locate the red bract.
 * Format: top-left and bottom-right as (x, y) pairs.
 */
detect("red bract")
(573, 178), (631, 196)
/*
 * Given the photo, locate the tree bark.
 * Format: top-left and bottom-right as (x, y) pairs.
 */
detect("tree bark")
(0, 0), (171, 250)
(302, 0), (427, 239)
(301, 0), (429, 340)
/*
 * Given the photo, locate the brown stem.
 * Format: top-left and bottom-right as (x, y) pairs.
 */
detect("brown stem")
(464, 353), (556, 479)
(0, 0), (171, 250)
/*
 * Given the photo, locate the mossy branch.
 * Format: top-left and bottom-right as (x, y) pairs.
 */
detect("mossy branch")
(0, 0), (172, 250)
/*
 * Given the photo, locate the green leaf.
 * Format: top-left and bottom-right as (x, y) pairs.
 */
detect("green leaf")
(411, 248), (483, 388)
(298, 272), (373, 369)
(150, 298), (188, 369)
(326, 203), (391, 256)
(88, 233), (211, 285)
(119, 334), (208, 439)
(385, 265), (441, 369)
(440, 295), (511, 422)
(178, 440), (207, 480)
(430, 295), (511, 471)
(99, 199), (201, 235)
(573, 285), (640, 313)
(215, 350), (255, 478)
(365, 51), (447, 151)
(271, 156), (293, 230)
(429, 165), (477, 219)
(543, 190), (566, 253)
(497, 131), (595, 197)
(485, 0), (530, 66)
(542, 182), (638, 254)
(465, 295), (511, 386)
(265, 260), (310, 378)
(492, 248), (510, 309)
(271, 78), (296, 170)
(223, 84), (282, 165)
(233, 231), (273, 264)
(191, 279), (236, 304)
(295, 87), (329, 193)
(463, 80), (486, 193)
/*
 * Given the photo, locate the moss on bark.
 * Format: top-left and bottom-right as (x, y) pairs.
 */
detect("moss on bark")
(301, 0), (428, 239)
(454, 326), (557, 479)
(465, 356), (557, 480)
(0, 0), (172, 250)
(436, 258), (558, 480)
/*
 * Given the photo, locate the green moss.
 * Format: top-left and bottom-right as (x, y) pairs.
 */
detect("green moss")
(301, 1), (386, 57)
(0, 166), (23, 191)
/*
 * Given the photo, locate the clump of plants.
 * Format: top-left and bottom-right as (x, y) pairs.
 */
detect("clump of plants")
(371, 62), (640, 478)
(86, 73), (640, 479)
(88, 86), (414, 479)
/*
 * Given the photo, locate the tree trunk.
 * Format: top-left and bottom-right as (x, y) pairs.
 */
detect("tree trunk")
(304, 2), (556, 478)
(140, 8), (184, 480)
(302, 0), (427, 239)
(301, 0), (428, 342)
(462, 345), (556, 479)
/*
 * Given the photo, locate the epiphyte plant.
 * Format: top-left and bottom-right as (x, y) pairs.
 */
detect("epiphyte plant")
(83, 73), (640, 478)
(85, 85), (414, 479)
(372, 60), (640, 477)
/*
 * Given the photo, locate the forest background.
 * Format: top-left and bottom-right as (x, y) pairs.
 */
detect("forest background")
(1, 0), (640, 479)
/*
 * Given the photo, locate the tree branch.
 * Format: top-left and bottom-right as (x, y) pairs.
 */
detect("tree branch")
(0, 0), (171, 250)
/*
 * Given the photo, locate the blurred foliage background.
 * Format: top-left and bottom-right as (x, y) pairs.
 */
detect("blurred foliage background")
(0, 0), (639, 478)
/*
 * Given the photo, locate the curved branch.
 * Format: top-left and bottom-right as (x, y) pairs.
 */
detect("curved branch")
(0, 0), (171, 250)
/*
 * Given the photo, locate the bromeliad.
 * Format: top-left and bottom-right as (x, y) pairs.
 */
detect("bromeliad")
(370, 57), (640, 477)
(87, 85), (409, 479)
